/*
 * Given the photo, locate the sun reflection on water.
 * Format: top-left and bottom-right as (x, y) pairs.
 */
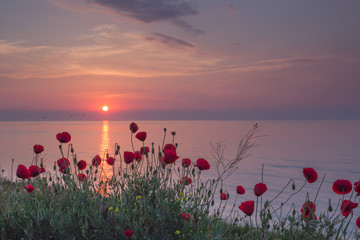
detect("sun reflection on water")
(100, 120), (113, 180)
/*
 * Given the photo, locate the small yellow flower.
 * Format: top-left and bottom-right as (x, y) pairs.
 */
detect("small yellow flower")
(109, 207), (113, 211)
(176, 198), (181, 202)
(175, 230), (180, 235)
(115, 207), (119, 212)
(136, 195), (142, 200)
(179, 192), (184, 197)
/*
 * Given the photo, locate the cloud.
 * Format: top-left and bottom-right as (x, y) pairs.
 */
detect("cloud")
(88, 0), (197, 22)
(87, 0), (204, 34)
(171, 19), (205, 35)
(145, 32), (194, 49)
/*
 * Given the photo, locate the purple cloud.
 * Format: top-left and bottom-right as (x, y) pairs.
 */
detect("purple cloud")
(145, 32), (194, 49)
(88, 0), (204, 34)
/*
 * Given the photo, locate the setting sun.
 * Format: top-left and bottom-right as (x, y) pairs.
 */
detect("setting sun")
(102, 106), (109, 112)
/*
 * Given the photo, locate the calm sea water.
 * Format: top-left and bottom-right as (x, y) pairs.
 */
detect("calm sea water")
(1, 120), (360, 225)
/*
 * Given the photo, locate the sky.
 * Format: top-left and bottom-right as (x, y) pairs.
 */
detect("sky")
(0, 0), (360, 120)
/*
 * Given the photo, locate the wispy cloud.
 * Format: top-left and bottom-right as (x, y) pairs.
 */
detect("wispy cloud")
(171, 18), (205, 35)
(46, 0), (204, 34)
(145, 32), (194, 49)
(87, 0), (204, 34)
(88, 0), (197, 22)
(0, 29), (327, 81)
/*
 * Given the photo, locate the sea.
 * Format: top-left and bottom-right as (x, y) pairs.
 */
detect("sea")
(1, 120), (360, 230)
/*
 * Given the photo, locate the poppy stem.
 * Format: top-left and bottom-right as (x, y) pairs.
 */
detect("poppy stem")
(130, 132), (135, 152)
(11, 158), (14, 182)
(268, 178), (296, 206)
(271, 179), (306, 214)
(313, 173), (326, 204)
(162, 128), (167, 152)
(255, 196), (259, 228)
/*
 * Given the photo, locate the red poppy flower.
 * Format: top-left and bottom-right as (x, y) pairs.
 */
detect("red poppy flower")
(164, 144), (176, 152)
(180, 176), (192, 185)
(163, 149), (179, 164)
(220, 193), (229, 200)
(301, 201), (316, 218)
(194, 158), (210, 170)
(140, 146), (149, 155)
(254, 183), (267, 197)
(92, 155), (101, 167)
(77, 160), (87, 170)
(341, 200), (358, 217)
(354, 182), (360, 194)
(59, 166), (70, 174)
(236, 185), (246, 195)
(332, 179), (352, 195)
(57, 158), (70, 168)
(29, 165), (41, 177)
(24, 184), (34, 193)
(129, 122), (138, 133)
(56, 132), (71, 143)
(239, 201), (255, 216)
(16, 164), (30, 179)
(124, 229), (133, 237)
(356, 216), (360, 229)
(33, 144), (44, 154)
(134, 151), (141, 161)
(106, 157), (115, 165)
(182, 158), (191, 167)
(77, 173), (87, 181)
(182, 213), (190, 221)
(40, 167), (46, 173)
(124, 151), (136, 164)
(303, 168), (318, 183)
(135, 131), (147, 141)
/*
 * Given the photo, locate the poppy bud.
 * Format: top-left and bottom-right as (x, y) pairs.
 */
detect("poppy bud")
(292, 183), (296, 190)
(328, 199), (333, 212)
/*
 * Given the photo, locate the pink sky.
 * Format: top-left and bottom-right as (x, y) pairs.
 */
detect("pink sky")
(1, 0), (360, 120)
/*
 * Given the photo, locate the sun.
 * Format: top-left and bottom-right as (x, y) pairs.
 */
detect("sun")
(102, 106), (109, 112)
